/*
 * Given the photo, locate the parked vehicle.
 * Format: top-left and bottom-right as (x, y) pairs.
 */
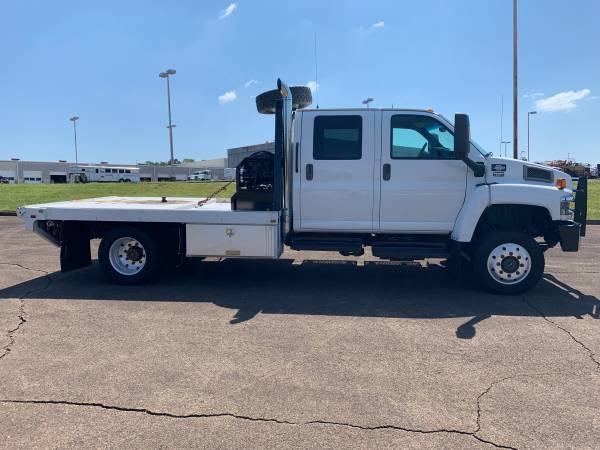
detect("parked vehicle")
(17, 80), (587, 294)
(68, 165), (140, 183)
(0, 176), (9, 184)
(187, 170), (212, 181)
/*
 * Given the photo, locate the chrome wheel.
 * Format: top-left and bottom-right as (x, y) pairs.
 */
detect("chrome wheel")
(487, 242), (531, 285)
(108, 237), (146, 276)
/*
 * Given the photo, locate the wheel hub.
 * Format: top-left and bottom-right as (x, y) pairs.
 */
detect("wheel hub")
(500, 255), (519, 273)
(487, 242), (531, 285)
(126, 245), (144, 262)
(109, 237), (147, 276)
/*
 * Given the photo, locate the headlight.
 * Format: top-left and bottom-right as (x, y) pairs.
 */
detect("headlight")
(560, 195), (574, 216)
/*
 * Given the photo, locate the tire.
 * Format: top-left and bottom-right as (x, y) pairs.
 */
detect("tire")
(472, 231), (544, 295)
(256, 86), (312, 114)
(99, 226), (160, 285)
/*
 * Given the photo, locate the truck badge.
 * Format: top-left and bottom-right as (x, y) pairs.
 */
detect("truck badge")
(491, 164), (506, 177)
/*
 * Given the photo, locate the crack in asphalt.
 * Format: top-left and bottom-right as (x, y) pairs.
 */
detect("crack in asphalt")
(0, 263), (51, 361)
(0, 262), (50, 274)
(0, 302), (27, 361)
(475, 375), (518, 435)
(522, 296), (600, 372)
(0, 399), (516, 449)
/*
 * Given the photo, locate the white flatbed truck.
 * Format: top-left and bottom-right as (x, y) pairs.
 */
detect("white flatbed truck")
(17, 80), (587, 294)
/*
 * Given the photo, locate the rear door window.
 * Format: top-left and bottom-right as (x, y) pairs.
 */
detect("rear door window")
(313, 115), (362, 160)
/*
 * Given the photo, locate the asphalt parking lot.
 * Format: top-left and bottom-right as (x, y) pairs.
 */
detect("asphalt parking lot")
(0, 216), (598, 449)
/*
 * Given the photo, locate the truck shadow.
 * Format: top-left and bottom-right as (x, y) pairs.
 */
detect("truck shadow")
(0, 258), (597, 340)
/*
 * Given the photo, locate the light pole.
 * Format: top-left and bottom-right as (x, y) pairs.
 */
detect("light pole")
(11, 158), (20, 184)
(527, 111), (537, 162)
(69, 116), (79, 164)
(159, 69), (176, 180)
(501, 141), (511, 158)
(362, 97), (373, 108)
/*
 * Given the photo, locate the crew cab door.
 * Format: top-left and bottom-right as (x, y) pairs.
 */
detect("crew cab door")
(379, 112), (467, 232)
(298, 110), (375, 231)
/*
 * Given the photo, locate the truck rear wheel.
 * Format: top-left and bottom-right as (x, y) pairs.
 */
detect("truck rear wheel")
(99, 226), (160, 285)
(473, 231), (544, 294)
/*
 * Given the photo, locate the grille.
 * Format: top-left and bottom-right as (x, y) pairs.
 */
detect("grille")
(524, 166), (553, 183)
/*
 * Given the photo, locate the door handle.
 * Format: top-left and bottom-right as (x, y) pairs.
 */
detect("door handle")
(383, 163), (391, 181)
(306, 163), (313, 180)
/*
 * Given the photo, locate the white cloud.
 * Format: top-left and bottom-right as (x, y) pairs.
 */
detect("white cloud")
(523, 92), (544, 99)
(370, 21), (385, 29)
(535, 89), (591, 112)
(244, 79), (259, 88)
(219, 3), (237, 19)
(218, 91), (237, 105)
(307, 81), (319, 93)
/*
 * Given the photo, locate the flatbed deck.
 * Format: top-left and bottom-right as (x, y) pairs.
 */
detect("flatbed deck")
(17, 196), (280, 230)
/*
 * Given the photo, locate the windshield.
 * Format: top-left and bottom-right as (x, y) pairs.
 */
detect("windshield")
(471, 140), (491, 157)
(439, 114), (491, 157)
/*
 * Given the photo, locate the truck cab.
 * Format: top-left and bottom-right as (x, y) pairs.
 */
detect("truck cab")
(290, 108), (578, 238)
(188, 170), (212, 181)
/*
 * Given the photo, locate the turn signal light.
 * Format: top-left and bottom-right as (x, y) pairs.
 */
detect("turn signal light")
(556, 178), (567, 190)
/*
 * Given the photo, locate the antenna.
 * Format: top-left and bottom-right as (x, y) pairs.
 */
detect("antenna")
(313, 25), (320, 108)
(500, 95), (504, 155)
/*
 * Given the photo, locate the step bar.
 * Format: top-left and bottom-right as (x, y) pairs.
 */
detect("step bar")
(288, 234), (450, 260)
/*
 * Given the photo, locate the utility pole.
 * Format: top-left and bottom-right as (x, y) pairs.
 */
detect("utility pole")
(513, 0), (518, 159)
(159, 69), (177, 180)
(69, 116), (80, 164)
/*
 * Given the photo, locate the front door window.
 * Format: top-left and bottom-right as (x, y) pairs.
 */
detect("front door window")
(391, 115), (456, 160)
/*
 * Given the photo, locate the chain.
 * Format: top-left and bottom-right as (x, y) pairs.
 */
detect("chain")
(197, 181), (234, 208)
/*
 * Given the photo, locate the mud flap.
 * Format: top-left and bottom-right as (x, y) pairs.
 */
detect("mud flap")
(60, 221), (91, 272)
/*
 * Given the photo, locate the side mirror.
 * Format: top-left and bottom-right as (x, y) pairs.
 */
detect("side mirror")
(454, 113), (485, 177)
(454, 113), (470, 158)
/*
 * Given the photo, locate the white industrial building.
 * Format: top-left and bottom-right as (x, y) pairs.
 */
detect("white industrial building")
(0, 142), (273, 184)
(0, 158), (228, 183)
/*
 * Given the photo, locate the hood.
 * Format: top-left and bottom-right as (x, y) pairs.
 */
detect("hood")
(485, 157), (573, 189)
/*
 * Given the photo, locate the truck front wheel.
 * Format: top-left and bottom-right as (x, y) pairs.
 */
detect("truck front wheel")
(99, 226), (160, 285)
(473, 231), (544, 294)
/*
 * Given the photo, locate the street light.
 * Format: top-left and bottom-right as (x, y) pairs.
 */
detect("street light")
(69, 116), (79, 164)
(159, 68), (176, 180)
(527, 111), (537, 162)
(362, 97), (373, 108)
(501, 140), (511, 158)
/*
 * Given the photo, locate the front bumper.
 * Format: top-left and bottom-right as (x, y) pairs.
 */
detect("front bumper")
(557, 221), (581, 252)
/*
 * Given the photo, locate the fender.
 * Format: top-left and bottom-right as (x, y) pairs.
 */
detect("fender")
(488, 184), (561, 221)
(452, 183), (561, 242)
(451, 185), (490, 242)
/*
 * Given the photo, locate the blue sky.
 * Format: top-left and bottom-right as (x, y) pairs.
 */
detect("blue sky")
(0, 0), (598, 165)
